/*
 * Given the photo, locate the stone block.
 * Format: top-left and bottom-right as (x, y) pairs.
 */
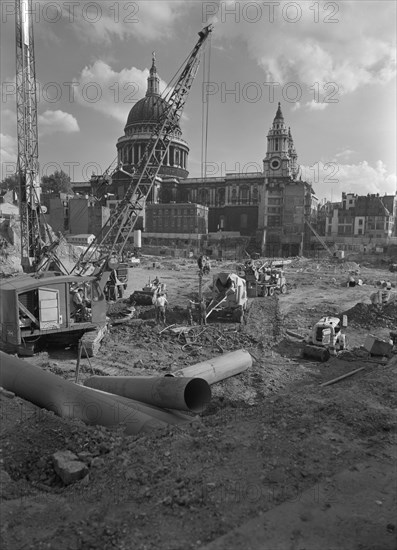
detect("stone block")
(52, 450), (89, 485)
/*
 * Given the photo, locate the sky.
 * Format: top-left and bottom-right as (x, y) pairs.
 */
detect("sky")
(1, 0), (396, 202)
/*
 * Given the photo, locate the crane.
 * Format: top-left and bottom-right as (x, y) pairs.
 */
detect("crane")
(15, 0), (65, 274)
(15, 0), (41, 271)
(1, 21), (213, 356)
(73, 24), (213, 282)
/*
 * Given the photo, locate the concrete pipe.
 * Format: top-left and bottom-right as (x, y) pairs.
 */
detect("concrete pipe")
(88, 387), (199, 426)
(0, 351), (192, 434)
(166, 349), (252, 385)
(84, 376), (211, 413)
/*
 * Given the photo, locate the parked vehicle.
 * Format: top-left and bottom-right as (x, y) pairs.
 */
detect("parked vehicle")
(241, 260), (287, 297)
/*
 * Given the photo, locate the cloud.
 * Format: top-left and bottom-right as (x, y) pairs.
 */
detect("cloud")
(301, 160), (397, 201)
(335, 149), (355, 160)
(72, 60), (169, 123)
(64, 1), (184, 44)
(38, 110), (80, 136)
(0, 133), (17, 165)
(305, 100), (328, 111)
(213, 1), (396, 95)
(0, 108), (16, 134)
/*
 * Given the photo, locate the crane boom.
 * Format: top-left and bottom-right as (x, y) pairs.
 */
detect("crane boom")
(73, 24), (213, 275)
(15, 0), (41, 271)
(304, 218), (335, 256)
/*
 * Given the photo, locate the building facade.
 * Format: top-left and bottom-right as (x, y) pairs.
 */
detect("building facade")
(41, 193), (110, 238)
(102, 56), (318, 257)
(179, 103), (317, 256)
(145, 203), (208, 235)
(321, 192), (397, 251)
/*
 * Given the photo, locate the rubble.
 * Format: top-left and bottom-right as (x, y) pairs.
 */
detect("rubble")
(52, 450), (89, 485)
(342, 302), (397, 329)
(1, 255), (396, 550)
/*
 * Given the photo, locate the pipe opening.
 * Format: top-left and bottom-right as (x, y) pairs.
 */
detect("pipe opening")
(184, 378), (211, 413)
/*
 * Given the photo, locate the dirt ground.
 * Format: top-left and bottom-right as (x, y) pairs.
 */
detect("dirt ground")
(1, 255), (397, 550)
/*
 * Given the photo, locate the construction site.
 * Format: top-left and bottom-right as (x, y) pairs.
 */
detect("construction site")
(1, 3), (397, 550)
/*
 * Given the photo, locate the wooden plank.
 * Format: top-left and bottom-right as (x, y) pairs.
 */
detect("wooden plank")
(18, 301), (39, 326)
(320, 367), (365, 387)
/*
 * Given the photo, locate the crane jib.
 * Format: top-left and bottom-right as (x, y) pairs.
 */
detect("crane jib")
(75, 24), (213, 275)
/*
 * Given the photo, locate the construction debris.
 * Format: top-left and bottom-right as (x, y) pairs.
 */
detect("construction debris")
(364, 334), (394, 357)
(1, 254), (396, 550)
(52, 450), (89, 485)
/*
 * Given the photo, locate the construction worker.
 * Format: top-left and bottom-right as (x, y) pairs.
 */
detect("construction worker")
(73, 288), (88, 321)
(153, 291), (168, 325)
(187, 300), (194, 325)
(109, 269), (123, 300)
(199, 297), (207, 325)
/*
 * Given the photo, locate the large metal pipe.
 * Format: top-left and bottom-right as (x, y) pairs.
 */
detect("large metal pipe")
(88, 387), (199, 424)
(84, 376), (211, 413)
(167, 349), (252, 385)
(0, 351), (193, 434)
(302, 344), (330, 362)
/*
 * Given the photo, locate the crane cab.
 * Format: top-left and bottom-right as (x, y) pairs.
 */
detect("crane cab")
(0, 274), (107, 355)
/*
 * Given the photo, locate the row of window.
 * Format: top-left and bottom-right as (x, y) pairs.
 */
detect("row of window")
(126, 126), (182, 138)
(118, 144), (188, 169)
(150, 208), (198, 216)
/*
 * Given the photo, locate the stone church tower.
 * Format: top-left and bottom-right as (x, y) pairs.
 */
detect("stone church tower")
(258, 102), (314, 256)
(263, 102), (300, 180)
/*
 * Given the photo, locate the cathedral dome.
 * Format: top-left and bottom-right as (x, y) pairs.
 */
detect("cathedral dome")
(116, 53), (189, 186)
(125, 95), (180, 132)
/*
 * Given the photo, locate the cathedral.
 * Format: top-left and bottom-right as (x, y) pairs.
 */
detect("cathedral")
(109, 56), (318, 257)
(112, 54), (189, 204)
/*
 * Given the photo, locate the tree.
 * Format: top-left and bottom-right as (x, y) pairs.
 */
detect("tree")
(0, 174), (19, 193)
(41, 170), (73, 195)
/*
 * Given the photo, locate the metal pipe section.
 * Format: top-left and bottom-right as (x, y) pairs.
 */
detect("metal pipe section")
(303, 345), (330, 362)
(0, 351), (192, 434)
(166, 350), (252, 385)
(87, 387), (198, 426)
(84, 376), (211, 413)
(90, 389), (199, 425)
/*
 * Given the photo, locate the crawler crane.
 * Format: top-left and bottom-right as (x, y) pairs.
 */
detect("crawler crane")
(0, 3), (213, 355)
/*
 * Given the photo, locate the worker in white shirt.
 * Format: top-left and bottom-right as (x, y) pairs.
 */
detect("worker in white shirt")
(153, 292), (168, 325)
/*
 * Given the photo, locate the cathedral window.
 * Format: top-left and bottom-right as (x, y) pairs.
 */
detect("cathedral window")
(231, 187), (237, 204)
(240, 186), (249, 204)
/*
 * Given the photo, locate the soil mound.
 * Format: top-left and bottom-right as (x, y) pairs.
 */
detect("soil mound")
(342, 302), (397, 329)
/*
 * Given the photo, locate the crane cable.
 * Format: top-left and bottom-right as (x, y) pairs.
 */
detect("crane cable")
(201, 32), (212, 180)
